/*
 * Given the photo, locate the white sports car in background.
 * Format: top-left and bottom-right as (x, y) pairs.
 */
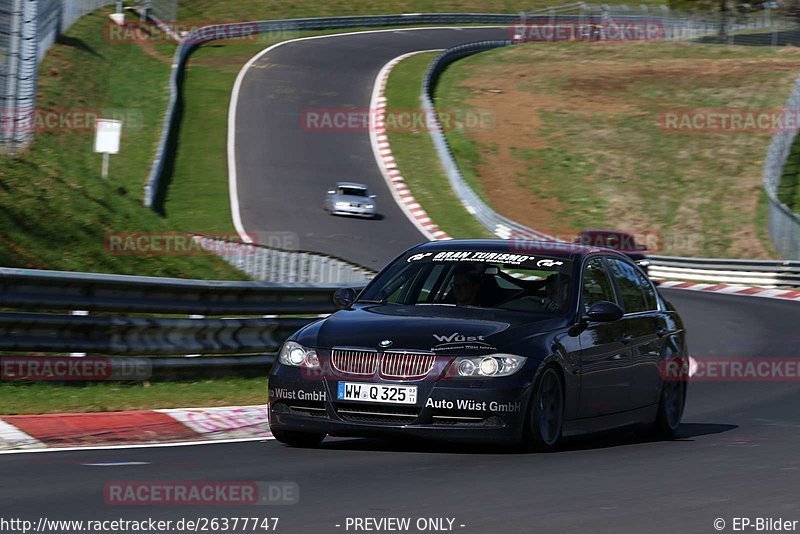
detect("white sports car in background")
(324, 182), (377, 218)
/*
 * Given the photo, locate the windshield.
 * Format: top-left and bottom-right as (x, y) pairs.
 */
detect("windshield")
(359, 250), (574, 315)
(338, 187), (368, 197)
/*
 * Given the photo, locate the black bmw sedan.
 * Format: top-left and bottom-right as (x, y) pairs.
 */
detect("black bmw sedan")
(268, 239), (688, 451)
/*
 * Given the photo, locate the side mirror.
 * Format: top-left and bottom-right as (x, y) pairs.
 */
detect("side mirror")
(333, 287), (356, 310)
(369, 194), (377, 199)
(585, 301), (624, 322)
(327, 190), (335, 195)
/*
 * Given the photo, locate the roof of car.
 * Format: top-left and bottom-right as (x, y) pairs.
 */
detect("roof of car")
(335, 182), (368, 189)
(410, 238), (621, 259)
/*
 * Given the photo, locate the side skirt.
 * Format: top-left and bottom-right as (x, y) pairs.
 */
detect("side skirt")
(561, 404), (658, 437)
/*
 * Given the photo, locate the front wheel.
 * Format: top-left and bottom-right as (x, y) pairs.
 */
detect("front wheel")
(650, 376), (686, 439)
(272, 429), (326, 448)
(522, 366), (564, 452)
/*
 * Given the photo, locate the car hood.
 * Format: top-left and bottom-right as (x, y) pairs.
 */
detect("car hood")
(308, 304), (565, 354)
(332, 194), (373, 204)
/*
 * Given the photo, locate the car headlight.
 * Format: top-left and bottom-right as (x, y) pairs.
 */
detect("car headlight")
(364, 204), (374, 209)
(334, 201), (349, 209)
(278, 341), (320, 369)
(451, 354), (526, 377)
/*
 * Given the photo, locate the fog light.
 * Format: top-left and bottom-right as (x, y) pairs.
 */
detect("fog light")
(457, 359), (476, 376)
(479, 357), (499, 376)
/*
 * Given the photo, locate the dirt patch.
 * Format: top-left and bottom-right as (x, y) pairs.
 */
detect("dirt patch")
(442, 45), (800, 256)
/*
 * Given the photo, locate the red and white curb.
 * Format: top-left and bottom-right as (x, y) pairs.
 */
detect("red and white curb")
(0, 405), (270, 452)
(370, 51), (451, 242)
(656, 281), (800, 302)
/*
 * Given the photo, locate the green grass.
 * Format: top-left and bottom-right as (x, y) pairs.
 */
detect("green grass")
(430, 42), (800, 258)
(0, 378), (267, 415)
(0, 8), (245, 278)
(383, 52), (491, 239)
(779, 139), (800, 212)
(160, 41), (270, 231)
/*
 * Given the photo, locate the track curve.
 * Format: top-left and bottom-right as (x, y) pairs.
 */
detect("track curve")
(3, 290), (800, 534)
(231, 27), (508, 269)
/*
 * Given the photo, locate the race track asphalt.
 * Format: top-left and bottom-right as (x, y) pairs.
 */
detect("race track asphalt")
(3, 290), (800, 534)
(232, 27), (509, 269)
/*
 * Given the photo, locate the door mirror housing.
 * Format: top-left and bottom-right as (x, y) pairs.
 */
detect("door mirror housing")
(333, 287), (357, 309)
(369, 194), (377, 198)
(327, 190), (336, 195)
(585, 301), (624, 322)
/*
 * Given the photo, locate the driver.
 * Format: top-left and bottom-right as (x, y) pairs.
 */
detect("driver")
(451, 265), (482, 306)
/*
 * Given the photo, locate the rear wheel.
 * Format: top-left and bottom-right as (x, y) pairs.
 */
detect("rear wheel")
(523, 366), (564, 452)
(272, 429), (326, 448)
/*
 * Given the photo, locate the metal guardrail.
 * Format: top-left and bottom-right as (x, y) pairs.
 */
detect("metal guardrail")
(0, 266), (349, 314)
(0, 312), (313, 354)
(647, 255), (800, 287)
(0, 266), (373, 379)
(764, 77), (800, 260)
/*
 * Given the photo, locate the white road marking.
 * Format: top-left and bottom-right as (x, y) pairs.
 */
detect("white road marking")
(82, 461), (151, 466)
(0, 436), (273, 456)
(0, 419), (44, 450)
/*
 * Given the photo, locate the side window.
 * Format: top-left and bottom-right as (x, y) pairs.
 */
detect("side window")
(581, 258), (616, 313)
(635, 269), (658, 311)
(607, 258), (655, 313)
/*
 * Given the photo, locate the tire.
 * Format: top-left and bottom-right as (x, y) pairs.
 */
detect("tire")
(649, 375), (686, 440)
(522, 366), (564, 452)
(272, 429), (326, 448)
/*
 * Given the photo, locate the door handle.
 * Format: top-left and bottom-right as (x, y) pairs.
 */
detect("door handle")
(621, 334), (633, 345)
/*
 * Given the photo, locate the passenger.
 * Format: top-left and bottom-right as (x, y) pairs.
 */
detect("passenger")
(542, 275), (567, 313)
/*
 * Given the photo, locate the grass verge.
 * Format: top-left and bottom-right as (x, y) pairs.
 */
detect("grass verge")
(433, 42), (800, 258)
(0, 8), (245, 278)
(1, 378), (267, 415)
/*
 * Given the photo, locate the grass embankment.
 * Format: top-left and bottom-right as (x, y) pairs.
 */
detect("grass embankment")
(779, 143), (800, 213)
(0, 378), (267, 415)
(429, 42), (800, 258)
(0, 9), (245, 278)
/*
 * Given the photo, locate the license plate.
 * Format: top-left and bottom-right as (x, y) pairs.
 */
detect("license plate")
(337, 382), (417, 404)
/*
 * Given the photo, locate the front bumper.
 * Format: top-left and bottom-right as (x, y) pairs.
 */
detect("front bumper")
(330, 208), (376, 218)
(268, 366), (532, 444)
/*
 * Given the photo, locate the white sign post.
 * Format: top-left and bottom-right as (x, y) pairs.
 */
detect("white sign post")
(94, 119), (122, 179)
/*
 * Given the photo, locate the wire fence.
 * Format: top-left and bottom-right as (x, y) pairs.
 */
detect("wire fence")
(195, 236), (375, 284)
(0, 0), (116, 152)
